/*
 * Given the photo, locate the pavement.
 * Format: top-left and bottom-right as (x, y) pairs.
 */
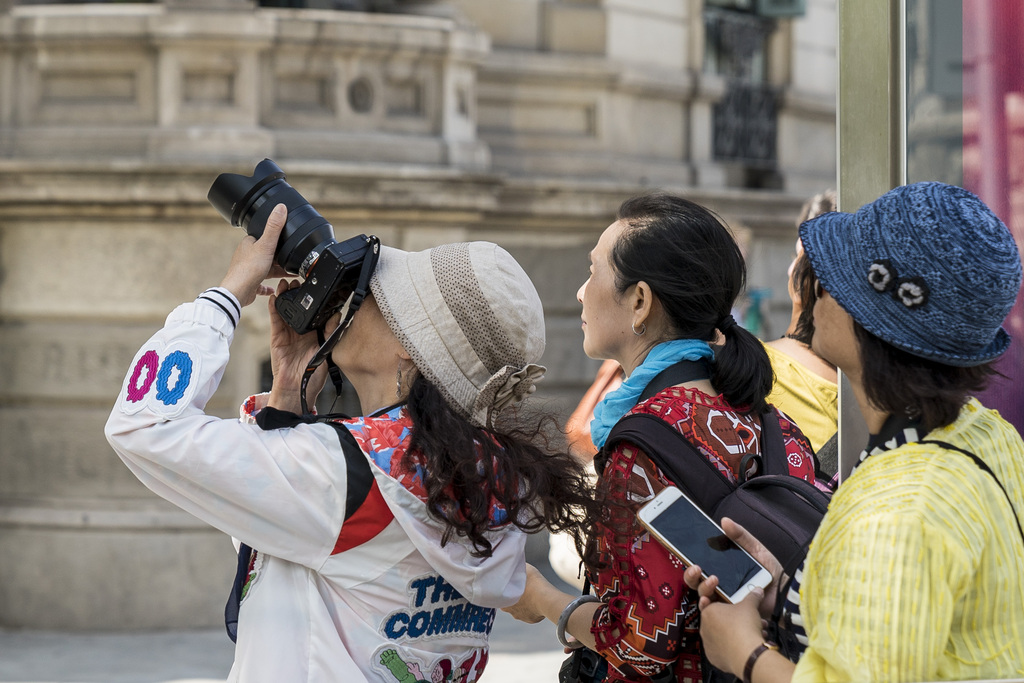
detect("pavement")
(0, 535), (574, 683)
(0, 611), (566, 683)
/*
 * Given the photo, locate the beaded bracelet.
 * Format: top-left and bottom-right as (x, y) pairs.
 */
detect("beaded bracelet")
(742, 642), (779, 683)
(555, 595), (601, 649)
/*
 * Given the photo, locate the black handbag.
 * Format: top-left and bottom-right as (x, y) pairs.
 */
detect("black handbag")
(556, 575), (608, 683)
(558, 646), (607, 683)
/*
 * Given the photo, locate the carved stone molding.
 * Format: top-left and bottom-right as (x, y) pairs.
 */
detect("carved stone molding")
(0, 4), (489, 169)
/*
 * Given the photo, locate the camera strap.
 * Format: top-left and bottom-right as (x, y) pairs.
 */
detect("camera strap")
(316, 326), (347, 404)
(300, 237), (381, 415)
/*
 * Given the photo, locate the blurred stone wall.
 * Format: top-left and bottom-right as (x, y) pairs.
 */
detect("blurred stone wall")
(0, 0), (835, 628)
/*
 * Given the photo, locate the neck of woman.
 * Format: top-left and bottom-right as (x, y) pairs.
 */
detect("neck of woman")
(845, 371), (889, 434)
(768, 336), (838, 384)
(348, 372), (407, 417)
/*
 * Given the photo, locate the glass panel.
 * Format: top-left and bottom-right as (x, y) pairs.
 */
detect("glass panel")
(905, 0), (1024, 432)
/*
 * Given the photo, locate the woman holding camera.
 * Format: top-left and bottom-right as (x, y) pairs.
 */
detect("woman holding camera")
(503, 193), (817, 682)
(105, 204), (596, 683)
(686, 183), (1024, 682)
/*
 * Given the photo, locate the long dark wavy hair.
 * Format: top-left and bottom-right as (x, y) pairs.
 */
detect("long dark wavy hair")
(612, 193), (774, 414)
(404, 374), (600, 558)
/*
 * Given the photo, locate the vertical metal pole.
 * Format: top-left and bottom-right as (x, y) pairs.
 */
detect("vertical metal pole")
(834, 0), (904, 481)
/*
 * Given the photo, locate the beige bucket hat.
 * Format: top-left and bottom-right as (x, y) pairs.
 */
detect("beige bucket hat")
(369, 241), (546, 427)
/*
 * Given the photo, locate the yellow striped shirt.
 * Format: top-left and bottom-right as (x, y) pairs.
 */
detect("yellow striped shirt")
(794, 399), (1024, 682)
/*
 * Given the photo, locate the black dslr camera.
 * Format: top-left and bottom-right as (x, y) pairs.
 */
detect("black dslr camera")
(208, 159), (377, 335)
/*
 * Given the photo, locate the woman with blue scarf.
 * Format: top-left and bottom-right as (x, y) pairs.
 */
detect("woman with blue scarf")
(503, 193), (817, 682)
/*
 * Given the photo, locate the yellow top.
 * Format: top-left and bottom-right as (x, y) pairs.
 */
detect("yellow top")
(794, 399), (1024, 682)
(764, 344), (838, 453)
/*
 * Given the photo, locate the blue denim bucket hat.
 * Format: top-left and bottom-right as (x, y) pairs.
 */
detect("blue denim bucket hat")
(799, 182), (1022, 367)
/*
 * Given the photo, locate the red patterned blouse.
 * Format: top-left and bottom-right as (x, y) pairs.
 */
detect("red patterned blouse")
(588, 386), (816, 682)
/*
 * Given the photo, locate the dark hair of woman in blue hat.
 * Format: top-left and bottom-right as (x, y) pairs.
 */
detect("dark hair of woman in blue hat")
(686, 182), (1024, 683)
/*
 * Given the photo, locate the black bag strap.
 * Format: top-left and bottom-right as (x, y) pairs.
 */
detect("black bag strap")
(225, 414), (373, 643)
(637, 359), (710, 403)
(757, 409), (789, 477)
(633, 359), (785, 475)
(604, 407), (789, 512)
(224, 540), (254, 644)
(593, 359), (708, 479)
(732, 475), (831, 516)
(919, 439), (1024, 548)
(606, 413), (733, 513)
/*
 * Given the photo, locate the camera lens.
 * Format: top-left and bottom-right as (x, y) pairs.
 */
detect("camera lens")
(208, 159), (337, 275)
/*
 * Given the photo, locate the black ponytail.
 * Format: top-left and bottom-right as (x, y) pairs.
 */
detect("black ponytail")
(613, 193), (774, 414)
(711, 316), (773, 413)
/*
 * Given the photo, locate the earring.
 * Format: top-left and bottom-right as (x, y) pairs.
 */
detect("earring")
(632, 321), (647, 336)
(396, 365), (403, 399)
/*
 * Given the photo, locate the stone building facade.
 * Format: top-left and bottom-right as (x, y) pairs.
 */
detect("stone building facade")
(0, 0), (836, 629)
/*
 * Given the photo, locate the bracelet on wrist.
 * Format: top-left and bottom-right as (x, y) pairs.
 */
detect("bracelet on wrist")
(555, 595), (601, 649)
(742, 642), (779, 683)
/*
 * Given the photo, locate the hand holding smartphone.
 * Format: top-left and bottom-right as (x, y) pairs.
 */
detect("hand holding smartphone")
(637, 487), (772, 604)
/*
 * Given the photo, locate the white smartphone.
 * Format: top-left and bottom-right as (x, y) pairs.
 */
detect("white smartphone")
(637, 486), (772, 604)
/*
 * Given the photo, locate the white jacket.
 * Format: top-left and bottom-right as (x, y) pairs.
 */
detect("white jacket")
(104, 288), (527, 682)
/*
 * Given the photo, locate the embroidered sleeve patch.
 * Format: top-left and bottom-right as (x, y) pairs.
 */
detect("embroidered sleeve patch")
(118, 341), (202, 419)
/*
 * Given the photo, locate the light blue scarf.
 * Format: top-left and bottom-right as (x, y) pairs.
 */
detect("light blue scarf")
(589, 339), (714, 448)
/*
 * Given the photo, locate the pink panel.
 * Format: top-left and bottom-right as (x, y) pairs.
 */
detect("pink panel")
(962, 0), (1024, 429)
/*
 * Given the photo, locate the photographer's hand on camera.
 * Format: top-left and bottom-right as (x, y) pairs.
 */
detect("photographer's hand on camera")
(268, 277), (329, 414)
(219, 203), (290, 307)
